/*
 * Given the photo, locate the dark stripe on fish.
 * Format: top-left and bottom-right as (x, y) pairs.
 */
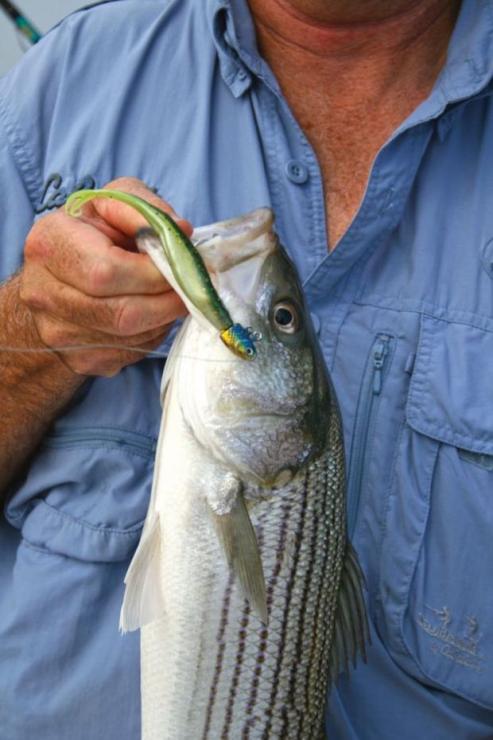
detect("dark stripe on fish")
(220, 608), (251, 738)
(283, 463), (324, 739)
(221, 523), (267, 739)
(202, 574), (234, 740)
(304, 459), (334, 738)
(262, 470), (311, 738)
(304, 464), (330, 714)
(242, 501), (292, 739)
(309, 446), (347, 735)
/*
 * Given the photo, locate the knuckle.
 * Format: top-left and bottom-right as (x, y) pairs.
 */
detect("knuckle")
(38, 320), (68, 348)
(71, 356), (96, 377)
(23, 231), (39, 261)
(19, 275), (50, 311)
(67, 350), (95, 376)
(69, 357), (94, 377)
(24, 289), (49, 311)
(24, 223), (50, 261)
(114, 299), (139, 336)
(25, 212), (74, 263)
(88, 259), (115, 294)
(17, 275), (32, 306)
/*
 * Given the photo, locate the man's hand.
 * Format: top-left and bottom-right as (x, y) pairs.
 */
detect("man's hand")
(19, 177), (190, 376)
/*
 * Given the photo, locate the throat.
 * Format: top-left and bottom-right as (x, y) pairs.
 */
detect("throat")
(248, 0), (461, 249)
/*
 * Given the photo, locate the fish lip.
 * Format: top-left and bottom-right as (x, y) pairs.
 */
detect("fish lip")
(191, 207), (274, 248)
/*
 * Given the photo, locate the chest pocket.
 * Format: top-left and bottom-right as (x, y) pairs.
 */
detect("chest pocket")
(3, 348), (171, 563)
(5, 426), (156, 563)
(377, 314), (493, 710)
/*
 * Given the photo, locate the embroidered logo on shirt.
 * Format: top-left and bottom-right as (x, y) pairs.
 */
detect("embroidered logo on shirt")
(416, 604), (485, 673)
(35, 173), (97, 214)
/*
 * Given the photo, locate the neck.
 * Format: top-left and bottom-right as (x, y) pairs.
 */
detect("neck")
(246, 0), (461, 249)
(248, 0), (460, 59)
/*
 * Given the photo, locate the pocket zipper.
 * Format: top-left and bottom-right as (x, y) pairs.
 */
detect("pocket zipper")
(347, 334), (393, 538)
(44, 426), (157, 458)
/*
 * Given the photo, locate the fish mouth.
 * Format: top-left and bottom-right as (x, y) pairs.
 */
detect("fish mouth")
(192, 208), (274, 257)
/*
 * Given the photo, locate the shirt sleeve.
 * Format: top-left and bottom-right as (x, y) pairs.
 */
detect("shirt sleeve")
(0, 108), (35, 281)
(0, 3), (125, 282)
(0, 12), (79, 282)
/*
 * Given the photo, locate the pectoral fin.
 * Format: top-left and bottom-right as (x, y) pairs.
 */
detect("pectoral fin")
(119, 514), (164, 633)
(212, 492), (268, 625)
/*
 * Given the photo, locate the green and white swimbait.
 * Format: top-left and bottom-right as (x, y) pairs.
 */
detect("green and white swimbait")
(65, 189), (257, 360)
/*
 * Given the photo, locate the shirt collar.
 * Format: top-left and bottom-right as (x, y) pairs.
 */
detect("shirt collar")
(207, 0), (493, 116)
(206, 0), (253, 98)
(207, 0), (283, 97)
(441, 0), (493, 100)
(398, 0), (493, 133)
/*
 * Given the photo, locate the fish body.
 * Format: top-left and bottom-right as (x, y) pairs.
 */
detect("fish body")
(121, 209), (368, 739)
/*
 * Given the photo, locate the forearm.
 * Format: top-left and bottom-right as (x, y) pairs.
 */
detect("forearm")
(0, 274), (84, 501)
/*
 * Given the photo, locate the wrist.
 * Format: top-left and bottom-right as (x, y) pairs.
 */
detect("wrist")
(5, 272), (84, 390)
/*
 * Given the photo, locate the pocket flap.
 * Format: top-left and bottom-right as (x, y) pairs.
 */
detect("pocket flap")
(407, 315), (493, 455)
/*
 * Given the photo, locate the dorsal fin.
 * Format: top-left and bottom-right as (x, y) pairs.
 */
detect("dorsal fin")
(329, 543), (370, 684)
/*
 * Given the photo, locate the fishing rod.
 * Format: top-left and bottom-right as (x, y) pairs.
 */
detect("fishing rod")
(0, 0), (41, 45)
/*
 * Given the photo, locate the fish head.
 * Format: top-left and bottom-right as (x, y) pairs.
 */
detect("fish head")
(178, 209), (330, 488)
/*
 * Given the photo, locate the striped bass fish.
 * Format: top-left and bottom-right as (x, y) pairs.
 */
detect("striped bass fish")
(66, 192), (368, 739)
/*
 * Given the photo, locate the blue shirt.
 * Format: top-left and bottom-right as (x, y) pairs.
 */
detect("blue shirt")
(1, 0), (493, 737)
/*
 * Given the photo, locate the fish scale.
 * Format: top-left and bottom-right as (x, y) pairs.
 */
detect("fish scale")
(140, 409), (347, 739)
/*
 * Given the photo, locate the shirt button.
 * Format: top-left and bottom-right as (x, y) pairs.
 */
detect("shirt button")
(236, 68), (248, 81)
(285, 159), (309, 184)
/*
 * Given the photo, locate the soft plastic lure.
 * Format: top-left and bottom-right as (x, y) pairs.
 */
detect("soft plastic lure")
(65, 189), (256, 360)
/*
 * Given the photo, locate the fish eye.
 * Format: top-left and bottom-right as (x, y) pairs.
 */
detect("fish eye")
(272, 301), (300, 334)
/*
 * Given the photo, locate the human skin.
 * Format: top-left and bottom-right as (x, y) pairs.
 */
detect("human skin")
(248, 0), (461, 246)
(0, 2), (459, 498)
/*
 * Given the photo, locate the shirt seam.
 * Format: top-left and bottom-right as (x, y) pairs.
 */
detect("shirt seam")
(28, 499), (145, 537)
(0, 99), (39, 210)
(42, 442), (155, 460)
(352, 297), (493, 334)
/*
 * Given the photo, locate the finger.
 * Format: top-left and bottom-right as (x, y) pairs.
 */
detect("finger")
(22, 266), (187, 336)
(85, 333), (173, 377)
(100, 332), (172, 373)
(26, 212), (174, 297)
(77, 214), (137, 251)
(81, 177), (193, 238)
(38, 321), (174, 377)
(33, 312), (173, 352)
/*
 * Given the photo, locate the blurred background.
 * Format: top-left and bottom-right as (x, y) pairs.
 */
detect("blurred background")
(0, 1), (100, 76)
